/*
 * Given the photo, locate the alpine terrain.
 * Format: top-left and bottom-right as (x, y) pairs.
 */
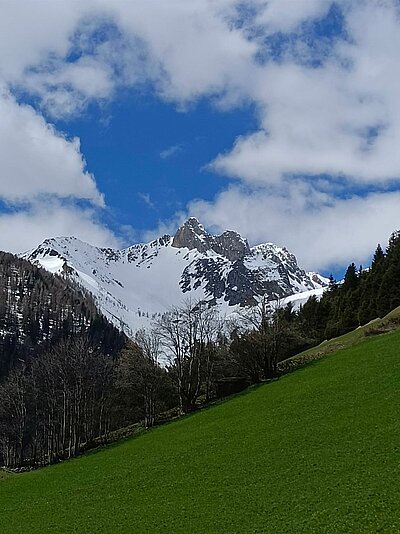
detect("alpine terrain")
(23, 218), (328, 337)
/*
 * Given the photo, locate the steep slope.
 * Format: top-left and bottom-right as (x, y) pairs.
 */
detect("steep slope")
(1, 330), (400, 533)
(23, 218), (328, 335)
(0, 252), (125, 377)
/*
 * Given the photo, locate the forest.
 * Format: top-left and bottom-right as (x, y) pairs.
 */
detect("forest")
(1, 231), (400, 469)
(0, 252), (125, 377)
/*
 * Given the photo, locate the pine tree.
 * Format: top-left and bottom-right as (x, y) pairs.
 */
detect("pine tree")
(386, 230), (400, 255)
(328, 273), (336, 289)
(343, 263), (359, 291)
(371, 244), (385, 269)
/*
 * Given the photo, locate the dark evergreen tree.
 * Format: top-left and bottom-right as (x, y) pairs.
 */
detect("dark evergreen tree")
(377, 233), (400, 316)
(371, 243), (385, 269)
(342, 263), (359, 291)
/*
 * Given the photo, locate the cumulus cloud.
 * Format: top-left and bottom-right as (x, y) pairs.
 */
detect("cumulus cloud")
(0, 200), (121, 254)
(189, 186), (400, 271)
(3, 1), (258, 116)
(0, 0), (87, 83)
(2, 0), (400, 269)
(0, 0), (263, 253)
(212, 2), (400, 186)
(0, 92), (103, 204)
(255, 0), (333, 33)
(0, 1), (114, 252)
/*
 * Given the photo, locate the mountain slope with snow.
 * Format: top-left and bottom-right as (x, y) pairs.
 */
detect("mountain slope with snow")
(23, 218), (328, 336)
(0, 251), (125, 377)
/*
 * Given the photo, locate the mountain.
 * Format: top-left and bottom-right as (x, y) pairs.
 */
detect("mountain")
(23, 218), (328, 336)
(0, 251), (125, 378)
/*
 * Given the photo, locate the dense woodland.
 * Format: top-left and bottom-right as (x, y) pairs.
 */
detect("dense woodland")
(295, 229), (400, 341)
(1, 231), (400, 468)
(0, 252), (125, 378)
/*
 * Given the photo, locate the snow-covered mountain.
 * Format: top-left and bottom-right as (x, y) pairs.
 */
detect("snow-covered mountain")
(23, 218), (328, 336)
(0, 251), (125, 377)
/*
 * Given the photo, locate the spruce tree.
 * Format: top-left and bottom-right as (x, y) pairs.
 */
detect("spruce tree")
(371, 244), (385, 269)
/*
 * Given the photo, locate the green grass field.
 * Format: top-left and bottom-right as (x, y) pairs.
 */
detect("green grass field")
(279, 305), (400, 374)
(2, 330), (400, 533)
(0, 469), (12, 481)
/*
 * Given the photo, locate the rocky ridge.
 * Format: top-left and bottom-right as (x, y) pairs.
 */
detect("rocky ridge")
(23, 218), (328, 336)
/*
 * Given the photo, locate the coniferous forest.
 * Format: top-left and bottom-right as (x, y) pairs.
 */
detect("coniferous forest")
(1, 231), (400, 469)
(297, 230), (400, 342)
(0, 252), (125, 377)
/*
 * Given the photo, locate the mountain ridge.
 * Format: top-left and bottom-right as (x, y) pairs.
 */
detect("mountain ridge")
(23, 218), (329, 336)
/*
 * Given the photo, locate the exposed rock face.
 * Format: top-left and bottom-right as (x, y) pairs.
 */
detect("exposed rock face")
(172, 217), (207, 252)
(180, 256), (286, 307)
(172, 218), (250, 262)
(22, 218), (329, 335)
(212, 230), (250, 262)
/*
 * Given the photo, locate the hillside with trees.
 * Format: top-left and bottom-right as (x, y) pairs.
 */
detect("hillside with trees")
(294, 230), (400, 343)
(0, 252), (125, 379)
(1, 231), (400, 469)
(2, 329), (400, 533)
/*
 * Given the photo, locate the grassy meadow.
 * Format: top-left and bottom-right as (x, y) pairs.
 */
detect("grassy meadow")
(1, 329), (400, 533)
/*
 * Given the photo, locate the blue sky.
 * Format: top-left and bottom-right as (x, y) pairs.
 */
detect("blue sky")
(1, 0), (400, 276)
(54, 93), (257, 239)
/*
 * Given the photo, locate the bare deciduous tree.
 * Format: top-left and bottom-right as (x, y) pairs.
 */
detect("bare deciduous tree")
(0, 337), (114, 468)
(156, 299), (220, 413)
(116, 330), (165, 428)
(232, 296), (290, 380)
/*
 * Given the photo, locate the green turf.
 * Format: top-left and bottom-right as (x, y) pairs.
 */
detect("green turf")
(2, 330), (400, 533)
(279, 305), (400, 373)
(0, 469), (12, 481)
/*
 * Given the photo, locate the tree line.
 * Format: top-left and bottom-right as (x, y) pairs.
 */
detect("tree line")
(292, 229), (400, 343)
(0, 296), (308, 468)
(0, 333), (174, 468)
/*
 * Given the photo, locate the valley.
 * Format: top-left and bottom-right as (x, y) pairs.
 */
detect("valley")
(2, 327), (399, 533)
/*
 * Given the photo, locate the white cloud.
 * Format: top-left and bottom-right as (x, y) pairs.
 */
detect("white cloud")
(1, 0), (400, 270)
(138, 192), (155, 208)
(0, 0), (264, 253)
(0, 91), (103, 204)
(25, 55), (115, 118)
(0, 200), (120, 254)
(0, 0), (332, 109)
(0, 0), (87, 84)
(0, 1), (114, 252)
(106, 0), (258, 104)
(212, 9), (400, 185)
(189, 185), (400, 272)
(160, 144), (183, 159)
(255, 0), (333, 33)
(1, 1), (258, 116)
(188, 0), (400, 271)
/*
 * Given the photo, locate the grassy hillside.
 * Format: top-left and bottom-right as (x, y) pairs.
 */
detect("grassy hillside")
(279, 304), (400, 373)
(0, 469), (12, 481)
(2, 330), (400, 533)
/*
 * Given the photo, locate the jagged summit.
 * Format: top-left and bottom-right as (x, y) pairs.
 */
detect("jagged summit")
(172, 217), (250, 262)
(22, 220), (329, 336)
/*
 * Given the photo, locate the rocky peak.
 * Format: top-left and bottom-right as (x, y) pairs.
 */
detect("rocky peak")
(172, 218), (250, 262)
(172, 217), (207, 252)
(211, 230), (250, 262)
(22, 222), (328, 336)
